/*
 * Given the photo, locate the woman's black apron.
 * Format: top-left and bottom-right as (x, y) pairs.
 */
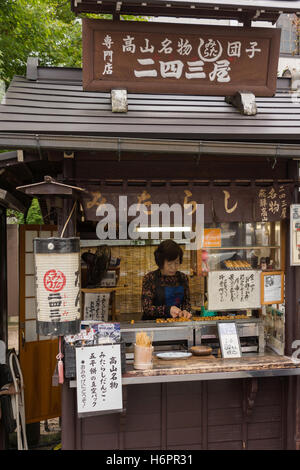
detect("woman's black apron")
(142, 270), (185, 321)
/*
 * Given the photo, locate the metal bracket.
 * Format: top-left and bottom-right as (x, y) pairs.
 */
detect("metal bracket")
(225, 91), (257, 116)
(111, 89), (128, 113)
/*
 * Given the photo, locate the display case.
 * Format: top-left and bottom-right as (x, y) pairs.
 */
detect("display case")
(202, 221), (282, 272)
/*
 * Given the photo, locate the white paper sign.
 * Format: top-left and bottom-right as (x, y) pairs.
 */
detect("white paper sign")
(76, 344), (123, 416)
(84, 293), (110, 321)
(208, 270), (261, 311)
(263, 273), (282, 304)
(290, 204), (300, 266)
(217, 322), (241, 358)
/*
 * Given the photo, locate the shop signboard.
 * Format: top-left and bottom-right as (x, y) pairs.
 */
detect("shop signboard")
(208, 270), (261, 311)
(82, 19), (281, 96)
(76, 344), (123, 417)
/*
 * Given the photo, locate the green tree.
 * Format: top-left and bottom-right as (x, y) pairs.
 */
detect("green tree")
(0, 0), (147, 85)
(7, 197), (43, 225)
(0, 0), (82, 85)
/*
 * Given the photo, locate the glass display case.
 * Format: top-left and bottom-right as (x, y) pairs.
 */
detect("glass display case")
(203, 221), (281, 271)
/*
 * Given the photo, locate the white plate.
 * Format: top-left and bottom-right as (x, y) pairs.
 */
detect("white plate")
(156, 352), (192, 360)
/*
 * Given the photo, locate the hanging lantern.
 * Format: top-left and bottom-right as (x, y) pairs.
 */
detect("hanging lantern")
(34, 237), (81, 336)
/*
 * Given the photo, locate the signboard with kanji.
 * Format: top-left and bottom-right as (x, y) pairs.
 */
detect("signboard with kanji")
(76, 344), (123, 417)
(208, 270), (261, 310)
(82, 19), (281, 96)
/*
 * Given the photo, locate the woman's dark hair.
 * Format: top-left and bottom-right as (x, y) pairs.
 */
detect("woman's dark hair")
(154, 239), (183, 269)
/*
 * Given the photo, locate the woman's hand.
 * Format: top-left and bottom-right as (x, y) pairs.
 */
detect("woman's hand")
(170, 306), (182, 318)
(181, 310), (192, 319)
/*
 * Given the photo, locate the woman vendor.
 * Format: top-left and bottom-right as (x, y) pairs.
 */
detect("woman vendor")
(141, 239), (192, 320)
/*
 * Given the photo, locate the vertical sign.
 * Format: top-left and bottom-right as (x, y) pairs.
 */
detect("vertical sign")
(217, 322), (242, 358)
(290, 204), (300, 266)
(76, 344), (123, 417)
(84, 293), (110, 321)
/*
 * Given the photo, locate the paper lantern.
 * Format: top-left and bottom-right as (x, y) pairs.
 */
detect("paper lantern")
(34, 237), (81, 336)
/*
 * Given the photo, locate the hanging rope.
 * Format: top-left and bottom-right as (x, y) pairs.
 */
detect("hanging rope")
(60, 201), (76, 238)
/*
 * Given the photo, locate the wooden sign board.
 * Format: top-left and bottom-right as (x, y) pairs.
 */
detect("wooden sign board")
(217, 322), (242, 358)
(208, 270), (261, 311)
(82, 19), (281, 96)
(261, 271), (284, 305)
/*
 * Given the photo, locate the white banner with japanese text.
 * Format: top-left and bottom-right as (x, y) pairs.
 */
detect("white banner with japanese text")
(76, 344), (123, 417)
(208, 270), (261, 311)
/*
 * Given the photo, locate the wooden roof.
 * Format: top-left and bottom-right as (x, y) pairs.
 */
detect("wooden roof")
(0, 65), (299, 148)
(70, 0), (300, 22)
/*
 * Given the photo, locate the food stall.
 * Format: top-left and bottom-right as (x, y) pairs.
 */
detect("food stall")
(2, 0), (300, 451)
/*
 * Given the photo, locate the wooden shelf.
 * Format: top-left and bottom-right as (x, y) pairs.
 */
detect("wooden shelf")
(205, 246), (280, 251)
(81, 287), (125, 293)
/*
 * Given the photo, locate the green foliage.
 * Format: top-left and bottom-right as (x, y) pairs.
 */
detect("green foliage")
(7, 197), (43, 225)
(0, 1), (148, 85)
(0, 0), (82, 84)
(26, 197), (44, 224)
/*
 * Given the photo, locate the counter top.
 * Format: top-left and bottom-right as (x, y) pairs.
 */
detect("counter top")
(69, 350), (300, 388)
(121, 352), (300, 384)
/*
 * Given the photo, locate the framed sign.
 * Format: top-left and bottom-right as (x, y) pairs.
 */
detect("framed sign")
(290, 204), (300, 266)
(82, 19), (281, 96)
(261, 271), (284, 305)
(208, 270), (261, 311)
(83, 292), (110, 322)
(217, 322), (242, 358)
(76, 344), (123, 417)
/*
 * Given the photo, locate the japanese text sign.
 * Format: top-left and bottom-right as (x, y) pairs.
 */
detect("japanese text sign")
(83, 19), (281, 96)
(217, 322), (242, 358)
(83, 292), (110, 322)
(76, 344), (123, 417)
(208, 270), (261, 310)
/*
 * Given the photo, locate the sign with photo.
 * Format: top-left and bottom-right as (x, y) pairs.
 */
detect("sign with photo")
(83, 19), (280, 96)
(261, 271), (284, 305)
(76, 344), (123, 417)
(217, 322), (242, 358)
(208, 270), (261, 311)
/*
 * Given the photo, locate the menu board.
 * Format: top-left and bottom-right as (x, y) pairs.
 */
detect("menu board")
(261, 271), (284, 305)
(208, 270), (261, 311)
(217, 322), (242, 358)
(76, 344), (123, 417)
(83, 292), (110, 322)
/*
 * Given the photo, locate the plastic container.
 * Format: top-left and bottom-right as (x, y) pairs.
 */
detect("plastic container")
(133, 344), (154, 370)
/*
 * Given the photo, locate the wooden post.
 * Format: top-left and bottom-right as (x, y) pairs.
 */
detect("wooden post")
(0, 206), (8, 450)
(60, 157), (82, 450)
(285, 160), (300, 449)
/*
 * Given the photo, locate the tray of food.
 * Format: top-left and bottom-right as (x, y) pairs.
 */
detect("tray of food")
(224, 260), (252, 270)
